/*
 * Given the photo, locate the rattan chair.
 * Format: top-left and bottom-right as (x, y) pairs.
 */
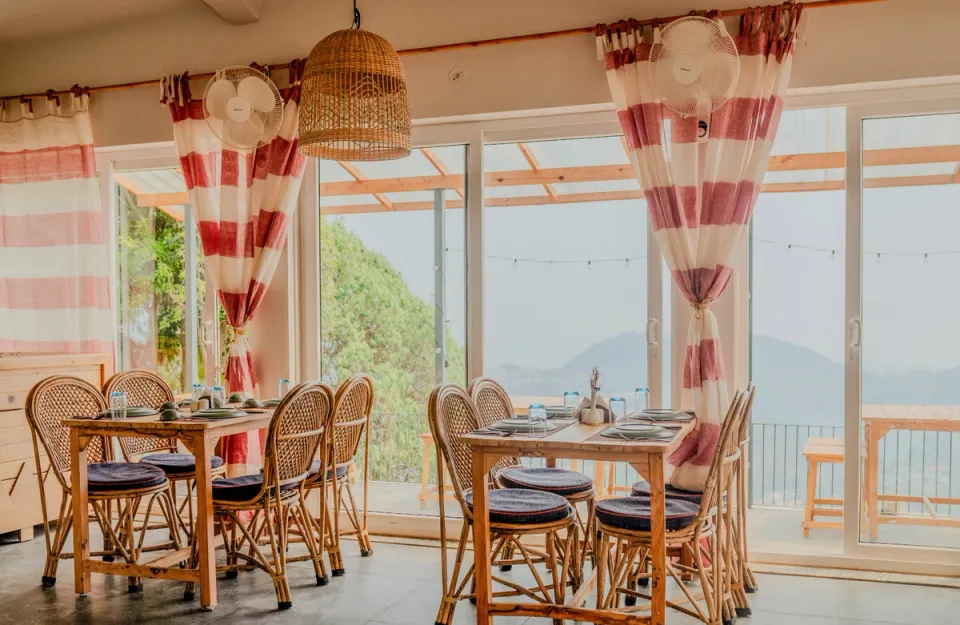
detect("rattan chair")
(304, 373), (374, 576)
(430, 383), (578, 625)
(183, 381), (334, 610)
(729, 384), (757, 617)
(594, 390), (748, 625)
(468, 377), (596, 581)
(104, 370), (227, 539)
(25, 375), (181, 592)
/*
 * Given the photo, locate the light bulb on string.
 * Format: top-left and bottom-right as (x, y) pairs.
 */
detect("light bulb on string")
(787, 244), (792, 254)
(876, 253), (881, 263)
(924, 253), (930, 265)
(513, 258), (518, 269)
(587, 261), (593, 270)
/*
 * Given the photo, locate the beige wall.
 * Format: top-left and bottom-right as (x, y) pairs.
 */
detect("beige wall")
(1, 0), (958, 146)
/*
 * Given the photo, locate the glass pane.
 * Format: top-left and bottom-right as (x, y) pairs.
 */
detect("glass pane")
(115, 168), (197, 395)
(483, 136), (651, 491)
(749, 106), (846, 556)
(860, 112), (960, 549)
(319, 147), (467, 517)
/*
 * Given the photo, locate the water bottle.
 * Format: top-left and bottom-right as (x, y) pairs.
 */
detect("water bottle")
(635, 387), (650, 414)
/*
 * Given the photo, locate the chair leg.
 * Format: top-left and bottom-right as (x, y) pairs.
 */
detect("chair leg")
(262, 501), (292, 610)
(326, 482), (344, 575)
(294, 492), (329, 585)
(434, 523), (470, 625)
(41, 495), (73, 587)
(125, 497), (142, 593)
(342, 478), (372, 556)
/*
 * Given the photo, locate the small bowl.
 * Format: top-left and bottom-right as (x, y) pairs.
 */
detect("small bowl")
(160, 401), (179, 412)
(228, 393), (246, 404)
(243, 398), (263, 409)
(160, 408), (181, 422)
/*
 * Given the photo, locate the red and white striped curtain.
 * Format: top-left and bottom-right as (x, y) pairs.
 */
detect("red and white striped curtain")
(599, 5), (802, 490)
(166, 63), (307, 469)
(0, 92), (112, 354)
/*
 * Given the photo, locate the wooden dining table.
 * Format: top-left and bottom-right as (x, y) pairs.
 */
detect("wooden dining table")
(64, 408), (273, 611)
(463, 419), (695, 625)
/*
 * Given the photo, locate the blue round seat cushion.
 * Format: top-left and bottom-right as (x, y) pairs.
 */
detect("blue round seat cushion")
(308, 460), (351, 481)
(497, 467), (594, 497)
(87, 462), (166, 492)
(595, 496), (699, 532)
(630, 479), (704, 504)
(464, 489), (572, 526)
(140, 452), (225, 475)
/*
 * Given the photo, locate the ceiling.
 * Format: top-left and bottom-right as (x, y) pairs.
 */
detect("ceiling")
(0, 0), (197, 43)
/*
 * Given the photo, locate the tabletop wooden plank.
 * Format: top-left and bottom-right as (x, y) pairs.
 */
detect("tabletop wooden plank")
(862, 404), (960, 422)
(63, 409), (274, 438)
(462, 421), (694, 458)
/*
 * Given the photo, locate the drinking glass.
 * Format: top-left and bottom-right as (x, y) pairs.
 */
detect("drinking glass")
(563, 391), (580, 416)
(528, 403), (547, 435)
(110, 391), (128, 420)
(191, 383), (205, 402)
(610, 396), (627, 423)
(635, 387), (650, 414)
(278, 378), (292, 398)
(211, 385), (226, 408)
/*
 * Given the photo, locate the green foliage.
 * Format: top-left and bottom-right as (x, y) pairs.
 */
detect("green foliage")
(320, 217), (465, 482)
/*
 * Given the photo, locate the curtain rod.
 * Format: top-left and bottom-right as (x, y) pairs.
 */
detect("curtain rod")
(0, 0), (884, 102)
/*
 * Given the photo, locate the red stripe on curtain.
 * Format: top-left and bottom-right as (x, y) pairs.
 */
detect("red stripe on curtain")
(226, 349), (258, 390)
(253, 137), (308, 180)
(671, 266), (734, 303)
(253, 210), (291, 249)
(218, 280), (268, 327)
(169, 99), (206, 123)
(0, 338), (113, 352)
(618, 105), (664, 148)
(180, 152), (217, 189)
(646, 185), (698, 230)
(0, 211), (105, 246)
(0, 144), (96, 183)
(700, 181), (759, 226)
(669, 421), (722, 468)
(682, 338), (726, 389)
(707, 96), (784, 142)
(0, 276), (111, 309)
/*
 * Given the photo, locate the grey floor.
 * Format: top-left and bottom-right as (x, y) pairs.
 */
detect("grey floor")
(0, 529), (957, 625)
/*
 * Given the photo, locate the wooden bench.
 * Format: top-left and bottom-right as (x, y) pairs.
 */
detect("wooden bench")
(802, 437), (844, 536)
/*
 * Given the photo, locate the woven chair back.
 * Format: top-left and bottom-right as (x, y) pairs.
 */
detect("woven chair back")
(737, 384), (756, 450)
(694, 389), (747, 523)
(103, 370), (177, 460)
(25, 376), (110, 491)
(331, 373), (375, 470)
(262, 381), (334, 493)
(428, 383), (482, 516)
(467, 377), (521, 472)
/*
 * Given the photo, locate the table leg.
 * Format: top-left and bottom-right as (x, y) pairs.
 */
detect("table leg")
(71, 429), (91, 595)
(648, 454), (666, 625)
(471, 449), (492, 625)
(865, 423), (880, 542)
(190, 433), (217, 610)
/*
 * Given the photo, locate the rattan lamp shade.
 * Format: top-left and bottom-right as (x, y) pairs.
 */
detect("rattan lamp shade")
(298, 28), (411, 161)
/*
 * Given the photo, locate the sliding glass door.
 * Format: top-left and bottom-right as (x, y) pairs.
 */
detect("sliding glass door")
(849, 104), (960, 556)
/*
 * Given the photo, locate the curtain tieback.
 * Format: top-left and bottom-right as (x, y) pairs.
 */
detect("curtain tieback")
(692, 300), (714, 320)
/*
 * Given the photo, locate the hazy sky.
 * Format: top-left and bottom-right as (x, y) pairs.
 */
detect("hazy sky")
(321, 108), (960, 376)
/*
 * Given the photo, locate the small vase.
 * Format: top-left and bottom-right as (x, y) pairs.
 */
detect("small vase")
(582, 391), (602, 426)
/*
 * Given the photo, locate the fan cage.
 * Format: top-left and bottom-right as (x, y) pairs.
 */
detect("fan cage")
(202, 66), (284, 150)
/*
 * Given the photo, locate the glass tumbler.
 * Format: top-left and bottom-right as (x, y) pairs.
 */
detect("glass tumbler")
(278, 378), (292, 398)
(563, 391), (580, 417)
(528, 403), (547, 435)
(610, 396), (627, 424)
(211, 385), (226, 408)
(110, 391), (128, 420)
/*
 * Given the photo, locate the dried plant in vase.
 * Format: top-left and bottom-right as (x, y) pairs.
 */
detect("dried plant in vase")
(583, 367), (603, 425)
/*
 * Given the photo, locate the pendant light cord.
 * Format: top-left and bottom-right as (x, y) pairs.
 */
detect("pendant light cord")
(352, 0), (361, 29)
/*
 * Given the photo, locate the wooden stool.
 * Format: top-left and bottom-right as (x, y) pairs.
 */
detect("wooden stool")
(418, 432), (455, 509)
(802, 437), (844, 536)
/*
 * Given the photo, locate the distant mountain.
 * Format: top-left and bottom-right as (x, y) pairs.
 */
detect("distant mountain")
(490, 332), (960, 426)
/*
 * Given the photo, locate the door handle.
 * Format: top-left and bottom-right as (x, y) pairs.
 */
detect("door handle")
(647, 319), (660, 348)
(848, 318), (862, 353)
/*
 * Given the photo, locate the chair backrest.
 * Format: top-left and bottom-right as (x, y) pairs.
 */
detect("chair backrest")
(25, 376), (111, 492)
(694, 389), (747, 523)
(103, 370), (177, 460)
(330, 373), (375, 469)
(467, 377), (520, 472)
(737, 384), (756, 451)
(428, 383), (481, 516)
(261, 381), (335, 498)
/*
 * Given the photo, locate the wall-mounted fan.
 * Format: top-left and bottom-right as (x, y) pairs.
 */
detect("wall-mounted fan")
(650, 16), (739, 127)
(203, 66), (282, 149)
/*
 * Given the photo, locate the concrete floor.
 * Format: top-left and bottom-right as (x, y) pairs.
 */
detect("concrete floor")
(0, 527), (957, 625)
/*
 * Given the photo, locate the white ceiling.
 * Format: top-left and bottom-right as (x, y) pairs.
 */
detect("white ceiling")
(0, 0), (198, 43)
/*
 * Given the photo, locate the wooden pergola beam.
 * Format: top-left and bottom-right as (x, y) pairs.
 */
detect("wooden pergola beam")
(517, 142), (558, 202)
(420, 147), (465, 199)
(319, 173), (958, 215)
(320, 144), (960, 196)
(338, 161), (393, 210)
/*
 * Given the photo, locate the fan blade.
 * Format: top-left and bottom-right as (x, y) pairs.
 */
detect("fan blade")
(237, 76), (277, 113)
(206, 79), (237, 120)
(222, 117), (265, 149)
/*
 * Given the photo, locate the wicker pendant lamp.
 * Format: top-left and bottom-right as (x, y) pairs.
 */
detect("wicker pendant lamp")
(298, 1), (411, 161)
